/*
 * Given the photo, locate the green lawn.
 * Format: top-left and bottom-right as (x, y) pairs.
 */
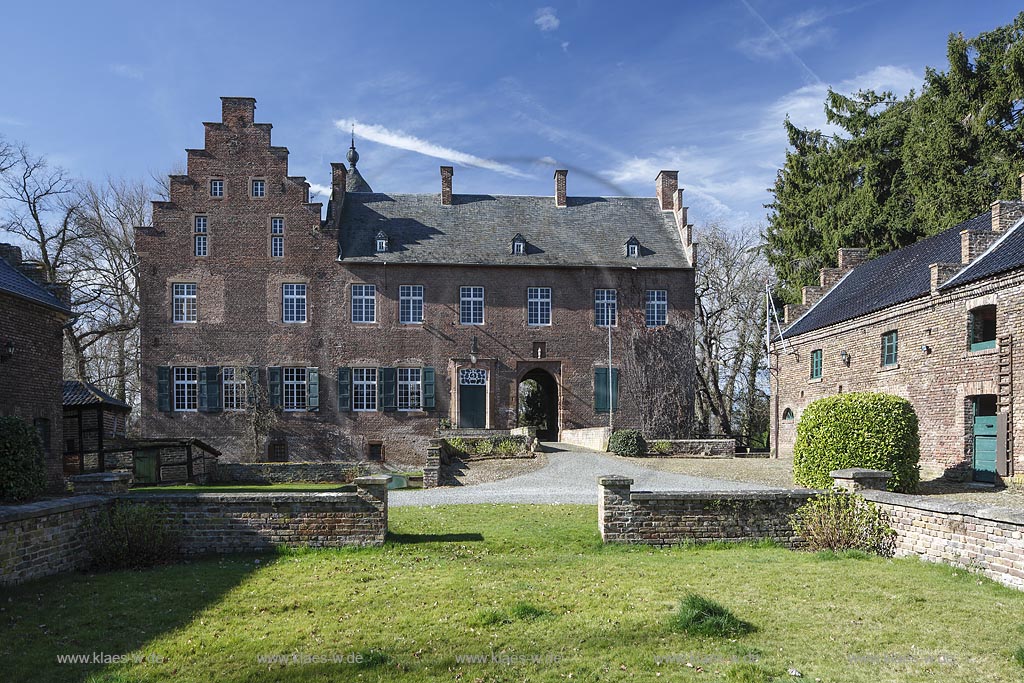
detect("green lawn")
(130, 483), (354, 493)
(3, 505), (1023, 682)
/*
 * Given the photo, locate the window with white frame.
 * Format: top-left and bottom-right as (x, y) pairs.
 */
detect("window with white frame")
(222, 367), (246, 411)
(194, 216), (208, 257)
(400, 285), (424, 324)
(513, 240), (525, 255)
(283, 367), (307, 411)
(528, 287), (552, 326)
(172, 283), (197, 323)
(251, 179), (265, 197)
(398, 368), (422, 410)
(376, 237), (388, 252)
(210, 179), (224, 197)
(173, 367), (198, 411)
(282, 284), (307, 323)
(645, 289), (667, 327)
(627, 243), (638, 257)
(460, 286), (484, 325)
(595, 289), (617, 327)
(352, 368), (377, 411)
(271, 217), (284, 257)
(351, 284), (376, 323)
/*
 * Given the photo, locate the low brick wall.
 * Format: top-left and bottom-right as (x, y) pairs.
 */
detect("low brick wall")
(215, 461), (370, 484)
(598, 476), (818, 546)
(561, 427), (611, 451)
(0, 496), (108, 585)
(645, 439), (736, 458)
(861, 490), (1024, 590)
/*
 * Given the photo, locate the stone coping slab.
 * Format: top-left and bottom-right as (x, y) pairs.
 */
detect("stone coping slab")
(861, 490), (1024, 525)
(117, 492), (365, 504)
(629, 488), (820, 501)
(0, 495), (108, 524)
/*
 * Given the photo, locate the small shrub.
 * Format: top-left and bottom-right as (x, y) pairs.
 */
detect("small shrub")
(445, 437), (468, 455)
(790, 491), (896, 557)
(793, 392), (920, 492)
(650, 440), (672, 455)
(608, 429), (647, 457)
(669, 594), (755, 637)
(474, 439), (494, 456)
(89, 501), (181, 570)
(0, 416), (47, 503)
(496, 437), (521, 456)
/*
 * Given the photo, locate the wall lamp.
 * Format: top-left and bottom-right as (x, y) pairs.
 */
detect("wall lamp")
(839, 350), (850, 367)
(0, 339), (13, 363)
(469, 336), (479, 365)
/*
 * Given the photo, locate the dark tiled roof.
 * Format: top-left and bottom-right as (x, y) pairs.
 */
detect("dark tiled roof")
(346, 167), (372, 193)
(337, 193), (690, 269)
(63, 380), (131, 410)
(783, 212), (991, 337)
(0, 257), (73, 314)
(942, 218), (1024, 289)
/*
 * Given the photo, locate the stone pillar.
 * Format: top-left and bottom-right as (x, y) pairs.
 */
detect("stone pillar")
(598, 475), (634, 543)
(355, 475), (391, 542)
(829, 468), (892, 492)
(70, 472), (131, 494)
(424, 438), (443, 488)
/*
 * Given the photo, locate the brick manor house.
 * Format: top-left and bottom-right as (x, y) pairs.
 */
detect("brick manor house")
(772, 183), (1024, 483)
(138, 97), (696, 464)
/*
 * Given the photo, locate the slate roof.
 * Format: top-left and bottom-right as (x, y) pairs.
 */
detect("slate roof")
(336, 193), (690, 269)
(63, 380), (131, 410)
(0, 256), (73, 315)
(941, 217), (1024, 289)
(346, 167), (372, 193)
(783, 211), (992, 338)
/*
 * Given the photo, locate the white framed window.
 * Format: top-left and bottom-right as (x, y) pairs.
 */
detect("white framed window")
(376, 237), (388, 252)
(400, 285), (424, 324)
(513, 240), (525, 255)
(251, 179), (265, 198)
(646, 289), (667, 327)
(398, 368), (422, 411)
(173, 367), (198, 412)
(351, 284), (376, 323)
(194, 216), (208, 257)
(222, 367), (246, 411)
(210, 179), (224, 197)
(283, 367), (307, 411)
(172, 283), (197, 323)
(194, 234), (208, 257)
(282, 284), (307, 323)
(271, 217), (284, 258)
(595, 289), (617, 327)
(460, 286), (484, 325)
(528, 287), (552, 326)
(627, 243), (638, 257)
(352, 368), (377, 411)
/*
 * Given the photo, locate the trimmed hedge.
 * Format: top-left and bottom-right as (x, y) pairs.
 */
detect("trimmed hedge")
(793, 392), (920, 492)
(608, 429), (647, 457)
(0, 416), (47, 503)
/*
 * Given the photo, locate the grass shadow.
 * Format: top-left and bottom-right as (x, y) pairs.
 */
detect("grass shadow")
(386, 532), (485, 544)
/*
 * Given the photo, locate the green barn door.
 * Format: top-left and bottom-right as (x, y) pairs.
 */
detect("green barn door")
(134, 448), (159, 484)
(459, 368), (487, 429)
(973, 397), (998, 483)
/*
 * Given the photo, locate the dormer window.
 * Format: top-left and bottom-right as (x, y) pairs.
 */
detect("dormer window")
(511, 234), (527, 255)
(375, 231), (389, 253)
(624, 236), (641, 258)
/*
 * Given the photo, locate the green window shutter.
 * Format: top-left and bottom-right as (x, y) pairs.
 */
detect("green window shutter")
(198, 367), (209, 412)
(307, 367), (319, 410)
(157, 366), (171, 412)
(380, 367), (397, 411)
(268, 366), (282, 409)
(337, 367), (351, 411)
(611, 368), (619, 411)
(246, 367), (258, 407)
(968, 312), (975, 346)
(422, 367), (436, 409)
(595, 367), (608, 413)
(205, 366), (222, 412)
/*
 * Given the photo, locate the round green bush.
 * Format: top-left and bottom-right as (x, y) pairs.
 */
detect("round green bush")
(608, 429), (647, 457)
(0, 416), (47, 502)
(793, 392), (920, 492)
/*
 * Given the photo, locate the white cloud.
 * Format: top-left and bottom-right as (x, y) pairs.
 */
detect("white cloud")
(737, 8), (834, 61)
(110, 64), (144, 81)
(334, 118), (530, 179)
(561, 41), (570, 53)
(534, 7), (560, 32)
(308, 182), (332, 198)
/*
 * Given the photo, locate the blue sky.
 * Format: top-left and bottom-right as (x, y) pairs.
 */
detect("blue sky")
(1, 1), (1020, 227)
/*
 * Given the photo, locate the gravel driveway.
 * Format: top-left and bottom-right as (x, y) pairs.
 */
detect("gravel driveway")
(390, 446), (773, 507)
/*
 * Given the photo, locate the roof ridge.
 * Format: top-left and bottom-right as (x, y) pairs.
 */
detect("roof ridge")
(0, 257), (72, 314)
(940, 214), (1024, 290)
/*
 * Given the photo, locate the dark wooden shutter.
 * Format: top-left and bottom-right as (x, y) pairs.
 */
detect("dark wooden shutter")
(157, 366), (171, 412)
(380, 367), (397, 411)
(267, 366), (282, 409)
(337, 367), (351, 411)
(594, 368), (618, 413)
(201, 366), (222, 412)
(307, 367), (319, 410)
(422, 367), (435, 409)
(246, 367), (258, 407)
(611, 368), (619, 410)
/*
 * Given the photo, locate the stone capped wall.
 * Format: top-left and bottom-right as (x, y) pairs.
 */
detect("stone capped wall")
(215, 461), (369, 484)
(0, 496), (107, 585)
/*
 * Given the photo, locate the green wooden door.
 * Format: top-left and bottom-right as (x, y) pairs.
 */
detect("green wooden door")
(459, 369), (487, 429)
(974, 415), (998, 483)
(134, 448), (159, 484)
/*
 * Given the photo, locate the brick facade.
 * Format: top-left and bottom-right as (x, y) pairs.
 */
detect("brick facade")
(138, 98), (695, 466)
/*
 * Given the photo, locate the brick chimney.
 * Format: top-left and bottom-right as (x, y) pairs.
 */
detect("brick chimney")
(930, 262), (961, 295)
(961, 229), (999, 264)
(0, 243), (23, 268)
(837, 248), (869, 269)
(440, 166), (453, 206)
(554, 169), (567, 208)
(221, 97), (256, 127)
(990, 199), (1024, 232)
(655, 171), (678, 211)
